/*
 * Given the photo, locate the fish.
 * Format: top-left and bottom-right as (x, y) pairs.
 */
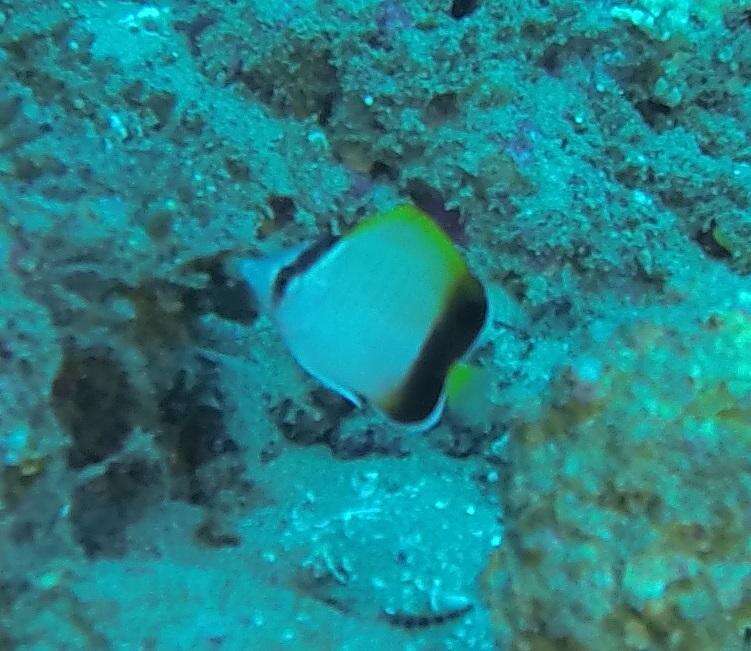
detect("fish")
(236, 204), (488, 431)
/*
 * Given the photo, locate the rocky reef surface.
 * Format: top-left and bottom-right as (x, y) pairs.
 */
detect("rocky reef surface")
(0, 0), (749, 648)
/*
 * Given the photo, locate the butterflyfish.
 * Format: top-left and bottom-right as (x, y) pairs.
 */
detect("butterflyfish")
(238, 204), (488, 431)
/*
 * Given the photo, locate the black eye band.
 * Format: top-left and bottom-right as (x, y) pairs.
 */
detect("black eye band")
(271, 234), (339, 306)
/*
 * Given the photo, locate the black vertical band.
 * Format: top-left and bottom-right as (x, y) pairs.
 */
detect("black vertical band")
(272, 234), (338, 306)
(384, 273), (487, 424)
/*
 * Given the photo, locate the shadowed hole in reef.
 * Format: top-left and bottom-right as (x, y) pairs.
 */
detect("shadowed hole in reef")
(238, 45), (339, 124)
(268, 195), (296, 224)
(272, 389), (355, 447)
(159, 362), (241, 504)
(52, 346), (136, 469)
(369, 160), (399, 181)
(257, 194), (296, 239)
(224, 154), (250, 182)
(182, 258), (257, 325)
(694, 221), (731, 260)
(158, 360), (255, 549)
(635, 98), (673, 130)
(71, 458), (162, 558)
(407, 179), (467, 245)
(173, 11), (217, 56)
(270, 389), (408, 459)
(425, 92), (458, 126)
(450, 0), (479, 18)
(538, 44), (563, 76)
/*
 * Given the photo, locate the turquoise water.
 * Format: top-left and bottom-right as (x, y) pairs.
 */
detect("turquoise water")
(1, 1), (750, 649)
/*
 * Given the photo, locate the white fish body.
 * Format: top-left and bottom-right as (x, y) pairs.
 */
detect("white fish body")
(239, 205), (487, 431)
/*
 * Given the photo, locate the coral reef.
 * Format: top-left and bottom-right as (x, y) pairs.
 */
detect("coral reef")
(483, 310), (751, 649)
(1, 0), (751, 647)
(0, 231), (63, 478)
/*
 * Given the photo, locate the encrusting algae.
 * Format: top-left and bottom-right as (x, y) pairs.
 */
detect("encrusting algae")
(482, 310), (751, 650)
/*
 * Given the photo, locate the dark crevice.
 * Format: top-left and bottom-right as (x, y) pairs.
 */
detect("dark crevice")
(223, 154), (250, 181)
(182, 258), (257, 325)
(237, 46), (340, 122)
(450, 0), (479, 19)
(273, 389), (355, 446)
(271, 389), (406, 459)
(538, 44), (562, 76)
(635, 99), (673, 129)
(52, 346), (136, 469)
(173, 12), (218, 57)
(71, 459), (162, 558)
(369, 160), (399, 181)
(425, 92), (459, 126)
(694, 222), (732, 260)
(407, 179), (467, 245)
(317, 91), (336, 126)
(158, 362), (240, 505)
(268, 195), (296, 224)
